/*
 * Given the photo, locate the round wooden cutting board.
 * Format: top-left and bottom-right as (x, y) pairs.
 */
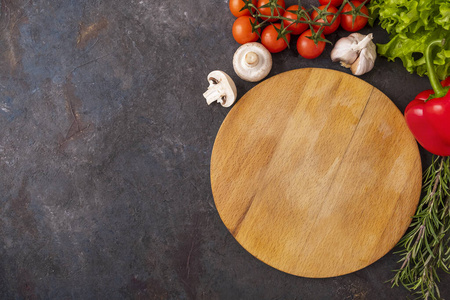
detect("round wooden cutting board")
(210, 68), (422, 278)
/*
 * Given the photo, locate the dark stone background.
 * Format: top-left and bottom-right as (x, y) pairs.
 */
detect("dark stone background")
(0, 0), (446, 299)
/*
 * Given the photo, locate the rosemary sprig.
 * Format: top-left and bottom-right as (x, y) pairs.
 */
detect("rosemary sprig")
(241, 0), (370, 45)
(392, 156), (450, 300)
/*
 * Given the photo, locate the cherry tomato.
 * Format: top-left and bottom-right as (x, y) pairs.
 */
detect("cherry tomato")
(318, 0), (343, 6)
(311, 5), (340, 35)
(282, 5), (309, 35)
(229, 0), (257, 18)
(232, 16), (260, 44)
(297, 29), (325, 59)
(340, 1), (369, 32)
(261, 23), (291, 53)
(257, 0), (285, 22)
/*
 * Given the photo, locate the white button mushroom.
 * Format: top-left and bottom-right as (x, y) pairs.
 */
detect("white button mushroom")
(203, 71), (237, 107)
(233, 42), (272, 82)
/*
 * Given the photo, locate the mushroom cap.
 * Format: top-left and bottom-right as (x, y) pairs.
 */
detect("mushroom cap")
(206, 70), (237, 107)
(233, 42), (272, 82)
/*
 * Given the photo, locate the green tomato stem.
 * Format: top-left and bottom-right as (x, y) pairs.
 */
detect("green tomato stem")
(248, 0), (366, 46)
(426, 39), (448, 99)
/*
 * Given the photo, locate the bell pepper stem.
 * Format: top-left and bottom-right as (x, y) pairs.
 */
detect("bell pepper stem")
(425, 39), (447, 99)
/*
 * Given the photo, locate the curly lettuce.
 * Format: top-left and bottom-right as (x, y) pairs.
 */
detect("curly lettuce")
(369, 0), (450, 80)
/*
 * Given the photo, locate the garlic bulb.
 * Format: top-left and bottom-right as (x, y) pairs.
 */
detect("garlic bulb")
(331, 33), (376, 76)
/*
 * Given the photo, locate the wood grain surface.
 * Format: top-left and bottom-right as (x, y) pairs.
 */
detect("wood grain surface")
(210, 68), (422, 278)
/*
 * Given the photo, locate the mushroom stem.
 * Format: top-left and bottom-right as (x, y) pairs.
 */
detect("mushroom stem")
(245, 52), (259, 67)
(203, 86), (225, 105)
(233, 42), (272, 82)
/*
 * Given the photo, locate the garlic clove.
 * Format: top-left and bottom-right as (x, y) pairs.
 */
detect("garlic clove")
(331, 36), (359, 64)
(348, 32), (366, 43)
(350, 56), (363, 75)
(350, 33), (373, 52)
(350, 47), (376, 76)
(331, 33), (367, 64)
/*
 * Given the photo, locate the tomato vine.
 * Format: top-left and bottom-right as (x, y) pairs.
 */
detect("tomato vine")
(241, 0), (370, 46)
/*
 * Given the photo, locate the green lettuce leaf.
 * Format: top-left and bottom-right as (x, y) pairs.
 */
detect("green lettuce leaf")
(436, 2), (450, 30)
(369, 0), (450, 80)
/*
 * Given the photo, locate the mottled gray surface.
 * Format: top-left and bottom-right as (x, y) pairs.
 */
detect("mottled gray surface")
(0, 0), (446, 299)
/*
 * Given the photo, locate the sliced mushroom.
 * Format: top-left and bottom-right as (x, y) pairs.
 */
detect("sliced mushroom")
(233, 42), (272, 82)
(203, 71), (237, 107)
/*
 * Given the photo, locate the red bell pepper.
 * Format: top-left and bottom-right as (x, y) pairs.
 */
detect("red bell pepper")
(404, 39), (450, 156)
